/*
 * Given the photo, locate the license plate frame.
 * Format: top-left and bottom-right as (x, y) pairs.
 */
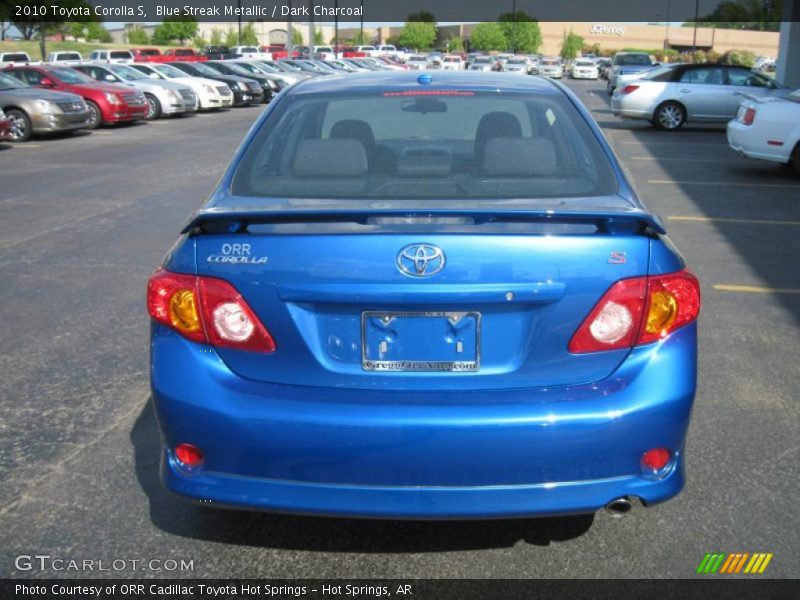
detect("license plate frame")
(361, 310), (481, 372)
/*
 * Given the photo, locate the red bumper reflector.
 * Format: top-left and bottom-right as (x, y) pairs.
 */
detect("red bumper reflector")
(642, 448), (671, 471)
(175, 443), (204, 467)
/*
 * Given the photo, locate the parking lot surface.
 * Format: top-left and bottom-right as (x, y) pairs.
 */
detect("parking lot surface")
(1, 80), (798, 578)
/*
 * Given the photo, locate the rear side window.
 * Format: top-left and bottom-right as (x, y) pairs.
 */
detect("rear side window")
(727, 68), (772, 88)
(680, 67), (724, 85)
(233, 90), (617, 201)
(110, 51), (132, 59)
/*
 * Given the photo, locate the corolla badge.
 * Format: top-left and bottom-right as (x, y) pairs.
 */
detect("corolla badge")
(397, 244), (446, 277)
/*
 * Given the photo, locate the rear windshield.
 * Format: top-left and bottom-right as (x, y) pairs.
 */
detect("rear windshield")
(614, 54), (652, 66)
(110, 51), (133, 59)
(2, 54), (29, 62)
(232, 89), (617, 201)
(56, 53), (81, 60)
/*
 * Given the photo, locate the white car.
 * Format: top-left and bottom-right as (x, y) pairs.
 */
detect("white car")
(231, 46), (270, 61)
(571, 59), (599, 79)
(539, 58), (564, 78)
(130, 63), (233, 110)
(728, 90), (800, 175)
(377, 45), (404, 60)
(74, 63), (196, 120)
(504, 58), (530, 74)
(88, 50), (134, 64)
(405, 55), (429, 70)
(46, 52), (86, 65)
(0, 52), (32, 65)
(468, 57), (494, 72)
(312, 46), (336, 61)
(440, 56), (463, 71)
(354, 45), (379, 57)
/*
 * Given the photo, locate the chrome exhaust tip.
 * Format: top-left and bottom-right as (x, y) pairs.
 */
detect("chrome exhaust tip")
(605, 497), (633, 517)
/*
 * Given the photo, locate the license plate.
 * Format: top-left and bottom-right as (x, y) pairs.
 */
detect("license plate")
(361, 311), (480, 372)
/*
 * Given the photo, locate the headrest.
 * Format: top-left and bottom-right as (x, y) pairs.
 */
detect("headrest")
(293, 139), (368, 177)
(329, 119), (376, 152)
(482, 137), (557, 177)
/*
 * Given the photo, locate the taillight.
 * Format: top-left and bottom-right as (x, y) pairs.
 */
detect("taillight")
(147, 269), (276, 352)
(620, 84), (640, 95)
(569, 269), (700, 353)
(740, 107), (756, 125)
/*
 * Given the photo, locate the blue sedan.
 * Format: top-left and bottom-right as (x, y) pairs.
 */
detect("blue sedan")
(147, 72), (700, 519)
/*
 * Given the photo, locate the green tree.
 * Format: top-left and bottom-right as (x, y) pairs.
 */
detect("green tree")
(193, 35), (207, 49)
(291, 29), (304, 46)
(11, 0), (95, 45)
(560, 30), (584, 60)
(469, 22), (506, 51)
(688, 0), (782, 31)
(406, 11), (436, 23)
(350, 31), (369, 45)
(224, 27), (238, 47)
(209, 28), (223, 45)
(498, 11), (542, 54)
(314, 29), (325, 45)
(398, 22), (437, 52)
(721, 49), (756, 67)
(152, 16), (198, 45)
(446, 35), (464, 52)
(126, 26), (150, 45)
(240, 23), (259, 46)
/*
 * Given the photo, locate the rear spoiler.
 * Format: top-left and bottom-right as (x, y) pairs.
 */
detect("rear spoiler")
(182, 207), (666, 235)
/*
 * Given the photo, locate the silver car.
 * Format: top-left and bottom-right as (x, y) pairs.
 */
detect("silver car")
(538, 58), (563, 79)
(74, 63), (196, 120)
(611, 64), (788, 130)
(607, 52), (655, 95)
(0, 71), (90, 141)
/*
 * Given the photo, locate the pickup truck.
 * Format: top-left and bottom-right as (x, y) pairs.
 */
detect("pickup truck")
(230, 46), (271, 60)
(200, 46), (239, 60)
(163, 48), (208, 62)
(0, 52), (32, 65)
(46, 52), (85, 65)
(130, 48), (168, 63)
(261, 46), (301, 60)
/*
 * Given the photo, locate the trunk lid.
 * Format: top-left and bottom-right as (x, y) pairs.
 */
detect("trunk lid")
(190, 208), (657, 391)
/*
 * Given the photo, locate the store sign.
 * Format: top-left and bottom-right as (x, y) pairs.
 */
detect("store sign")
(590, 24), (625, 37)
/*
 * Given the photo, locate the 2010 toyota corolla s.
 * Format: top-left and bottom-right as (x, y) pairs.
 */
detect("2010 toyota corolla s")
(148, 72), (700, 519)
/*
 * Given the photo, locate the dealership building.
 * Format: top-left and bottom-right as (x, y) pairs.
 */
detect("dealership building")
(119, 7), (799, 87)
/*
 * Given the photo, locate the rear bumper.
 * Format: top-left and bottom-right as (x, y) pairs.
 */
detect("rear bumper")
(727, 120), (791, 164)
(152, 323), (697, 518)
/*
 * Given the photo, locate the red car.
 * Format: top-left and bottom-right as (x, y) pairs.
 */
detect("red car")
(131, 48), (169, 63)
(0, 108), (11, 140)
(3, 65), (148, 129)
(163, 48), (208, 62)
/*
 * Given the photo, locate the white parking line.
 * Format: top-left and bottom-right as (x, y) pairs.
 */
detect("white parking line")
(630, 156), (734, 163)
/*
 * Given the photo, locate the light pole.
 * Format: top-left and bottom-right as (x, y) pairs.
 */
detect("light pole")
(237, 0), (242, 46)
(691, 0), (699, 62)
(511, 0), (517, 54)
(335, 0), (339, 58)
(664, 0), (671, 51)
(360, 0), (364, 44)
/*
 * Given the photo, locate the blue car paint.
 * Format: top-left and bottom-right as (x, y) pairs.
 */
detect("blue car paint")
(151, 72), (696, 518)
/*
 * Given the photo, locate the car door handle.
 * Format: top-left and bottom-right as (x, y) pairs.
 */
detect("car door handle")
(679, 88), (691, 93)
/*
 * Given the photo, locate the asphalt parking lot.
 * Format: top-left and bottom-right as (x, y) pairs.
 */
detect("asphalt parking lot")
(1, 79), (798, 579)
